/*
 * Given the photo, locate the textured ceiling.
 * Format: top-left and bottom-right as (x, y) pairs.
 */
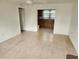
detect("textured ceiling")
(4, 0), (73, 4)
(32, 0), (72, 4)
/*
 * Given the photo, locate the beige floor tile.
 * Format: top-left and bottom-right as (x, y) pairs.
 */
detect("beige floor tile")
(0, 29), (77, 59)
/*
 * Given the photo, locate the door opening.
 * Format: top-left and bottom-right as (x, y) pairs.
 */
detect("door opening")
(18, 8), (25, 32)
(37, 9), (56, 32)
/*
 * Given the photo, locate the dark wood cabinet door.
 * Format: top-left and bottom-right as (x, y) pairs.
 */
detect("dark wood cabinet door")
(38, 19), (54, 29)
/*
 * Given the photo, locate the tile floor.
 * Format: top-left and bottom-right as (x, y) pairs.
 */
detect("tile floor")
(0, 29), (77, 59)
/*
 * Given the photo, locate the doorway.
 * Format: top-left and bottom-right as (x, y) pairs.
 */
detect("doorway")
(38, 9), (56, 31)
(18, 8), (25, 32)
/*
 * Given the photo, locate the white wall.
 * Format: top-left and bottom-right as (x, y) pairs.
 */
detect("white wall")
(69, 1), (78, 52)
(0, 1), (20, 43)
(24, 3), (72, 35)
(24, 5), (38, 31)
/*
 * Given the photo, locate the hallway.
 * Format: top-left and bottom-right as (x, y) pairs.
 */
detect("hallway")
(0, 29), (77, 59)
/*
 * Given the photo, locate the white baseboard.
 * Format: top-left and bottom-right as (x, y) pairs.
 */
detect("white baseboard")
(69, 36), (78, 53)
(24, 26), (38, 32)
(0, 32), (20, 43)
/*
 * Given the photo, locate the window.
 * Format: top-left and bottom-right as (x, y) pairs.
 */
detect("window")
(43, 9), (56, 19)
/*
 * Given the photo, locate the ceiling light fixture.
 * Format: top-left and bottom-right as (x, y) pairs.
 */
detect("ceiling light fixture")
(26, 0), (32, 4)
